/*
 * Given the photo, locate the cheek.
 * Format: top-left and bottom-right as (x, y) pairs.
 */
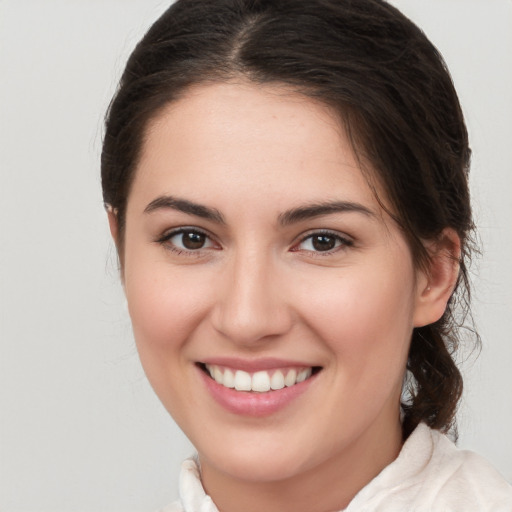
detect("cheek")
(123, 260), (218, 428)
(295, 259), (416, 382)
(127, 271), (206, 340)
(123, 253), (211, 377)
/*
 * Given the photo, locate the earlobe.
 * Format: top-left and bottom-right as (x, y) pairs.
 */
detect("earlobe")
(413, 228), (461, 328)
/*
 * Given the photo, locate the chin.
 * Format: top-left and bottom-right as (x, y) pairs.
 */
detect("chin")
(197, 433), (330, 484)
(205, 453), (306, 483)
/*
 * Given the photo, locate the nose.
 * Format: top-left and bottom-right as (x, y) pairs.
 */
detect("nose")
(211, 250), (293, 346)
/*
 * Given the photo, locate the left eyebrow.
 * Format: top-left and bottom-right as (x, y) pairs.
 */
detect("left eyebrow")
(143, 195), (226, 224)
(278, 201), (375, 226)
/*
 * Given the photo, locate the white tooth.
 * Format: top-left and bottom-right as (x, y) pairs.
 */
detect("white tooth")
(270, 370), (285, 390)
(223, 368), (235, 388)
(296, 368), (312, 383)
(213, 366), (223, 384)
(234, 370), (252, 391)
(252, 371), (271, 392)
(284, 369), (297, 387)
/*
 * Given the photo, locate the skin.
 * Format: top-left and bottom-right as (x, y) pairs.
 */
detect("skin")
(109, 81), (459, 512)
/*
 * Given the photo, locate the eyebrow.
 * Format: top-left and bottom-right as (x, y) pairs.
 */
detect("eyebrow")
(144, 195), (226, 224)
(278, 201), (375, 226)
(144, 195), (374, 225)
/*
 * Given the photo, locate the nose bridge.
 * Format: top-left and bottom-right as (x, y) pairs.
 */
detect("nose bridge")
(212, 245), (292, 344)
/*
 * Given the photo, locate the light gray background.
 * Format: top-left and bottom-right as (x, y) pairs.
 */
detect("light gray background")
(1, 1), (511, 510)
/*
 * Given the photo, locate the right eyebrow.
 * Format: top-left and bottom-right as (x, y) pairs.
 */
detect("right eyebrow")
(144, 195), (226, 224)
(278, 200), (376, 226)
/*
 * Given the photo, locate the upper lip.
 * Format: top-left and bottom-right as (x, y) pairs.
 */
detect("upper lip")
(199, 357), (319, 373)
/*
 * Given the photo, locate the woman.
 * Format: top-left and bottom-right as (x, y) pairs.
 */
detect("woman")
(101, 0), (512, 510)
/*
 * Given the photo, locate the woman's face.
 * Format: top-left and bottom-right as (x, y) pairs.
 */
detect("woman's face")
(121, 82), (429, 485)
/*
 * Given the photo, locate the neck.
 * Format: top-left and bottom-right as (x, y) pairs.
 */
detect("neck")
(199, 413), (403, 512)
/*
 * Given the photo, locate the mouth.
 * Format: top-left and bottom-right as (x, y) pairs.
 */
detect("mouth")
(198, 363), (322, 393)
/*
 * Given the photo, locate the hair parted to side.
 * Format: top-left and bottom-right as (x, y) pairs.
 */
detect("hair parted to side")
(101, 0), (478, 439)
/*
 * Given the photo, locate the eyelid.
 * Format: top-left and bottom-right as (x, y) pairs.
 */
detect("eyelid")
(156, 225), (206, 242)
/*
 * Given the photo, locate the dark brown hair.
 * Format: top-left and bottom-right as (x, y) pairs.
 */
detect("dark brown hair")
(102, 0), (477, 438)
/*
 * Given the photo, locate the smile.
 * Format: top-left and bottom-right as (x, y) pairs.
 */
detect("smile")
(204, 364), (314, 392)
(197, 361), (322, 416)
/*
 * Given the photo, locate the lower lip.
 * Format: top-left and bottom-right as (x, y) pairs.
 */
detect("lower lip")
(199, 367), (318, 417)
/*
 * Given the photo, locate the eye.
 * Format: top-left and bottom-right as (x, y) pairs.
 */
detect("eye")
(293, 231), (352, 253)
(157, 228), (217, 253)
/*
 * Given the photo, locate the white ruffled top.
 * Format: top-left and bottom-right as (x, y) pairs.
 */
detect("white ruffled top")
(159, 423), (512, 511)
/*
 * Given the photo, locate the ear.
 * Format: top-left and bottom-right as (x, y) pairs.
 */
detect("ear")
(413, 228), (461, 328)
(106, 204), (125, 276)
(106, 204), (119, 247)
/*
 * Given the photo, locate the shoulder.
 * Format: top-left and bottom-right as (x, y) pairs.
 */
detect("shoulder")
(421, 428), (512, 510)
(347, 423), (512, 511)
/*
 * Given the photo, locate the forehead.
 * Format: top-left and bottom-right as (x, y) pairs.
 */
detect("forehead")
(130, 81), (385, 217)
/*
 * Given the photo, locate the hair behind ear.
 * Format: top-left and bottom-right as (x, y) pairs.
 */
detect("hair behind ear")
(402, 323), (463, 439)
(404, 229), (466, 439)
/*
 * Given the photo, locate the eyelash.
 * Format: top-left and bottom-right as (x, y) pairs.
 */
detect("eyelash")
(156, 228), (353, 256)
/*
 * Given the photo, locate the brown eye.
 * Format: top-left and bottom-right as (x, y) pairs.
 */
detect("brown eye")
(159, 228), (216, 252)
(311, 234), (336, 251)
(294, 231), (352, 254)
(181, 231), (206, 250)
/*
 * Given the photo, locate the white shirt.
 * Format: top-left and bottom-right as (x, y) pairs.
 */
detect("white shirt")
(159, 423), (512, 511)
